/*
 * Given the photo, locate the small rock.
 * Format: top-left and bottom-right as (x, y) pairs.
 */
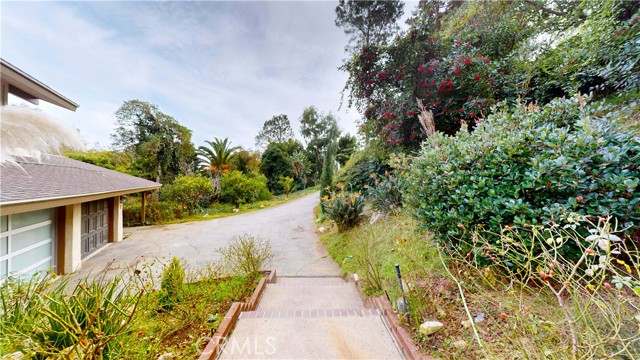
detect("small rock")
(157, 353), (174, 360)
(453, 340), (467, 349)
(461, 320), (472, 329)
(232, 208), (239, 213)
(419, 321), (444, 336)
(318, 226), (326, 233)
(2, 352), (24, 360)
(352, 273), (359, 282)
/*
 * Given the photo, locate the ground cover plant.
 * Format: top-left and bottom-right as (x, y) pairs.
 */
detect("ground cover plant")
(0, 234), (273, 359)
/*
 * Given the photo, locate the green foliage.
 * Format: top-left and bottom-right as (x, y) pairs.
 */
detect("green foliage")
(289, 150), (311, 189)
(406, 96), (640, 260)
(160, 175), (214, 215)
(367, 172), (404, 215)
(220, 170), (271, 208)
(1, 273), (141, 359)
(336, 133), (357, 166)
(217, 234), (273, 277)
(335, 0), (404, 48)
(255, 114), (295, 148)
(334, 150), (390, 193)
(299, 106), (341, 182)
(112, 100), (195, 183)
(278, 176), (294, 197)
(196, 137), (239, 196)
(320, 185), (366, 231)
(159, 258), (185, 310)
(319, 143), (336, 197)
(229, 148), (261, 174)
(65, 150), (134, 174)
(122, 197), (185, 226)
(259, 139), (304, 194)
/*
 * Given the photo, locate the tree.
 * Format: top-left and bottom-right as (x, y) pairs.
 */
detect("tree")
(112, 100), (195, 183)
(255, 114), (295, 148)
(335, 0), (404, 49)
(278, 176), (295, 198)
(289, 150), (311, 189)
(259, 139), (304, 194)
(220, 171), (271, 208)
(320, 142), (337, 198)
(197, 137), (239, 194)
(229, 148), (261, 174)
(336, 133), (357, 166)
(299, 106), (340, 183)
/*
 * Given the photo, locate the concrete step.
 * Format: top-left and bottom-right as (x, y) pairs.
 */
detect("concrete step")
(218, 315), (402, 359)
(257, 281), (365, 310)
(275, 276), (349, 286)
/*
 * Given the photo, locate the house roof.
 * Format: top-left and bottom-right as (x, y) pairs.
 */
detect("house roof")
(1, 58), (79, 111)
(0, 155), (160, 211)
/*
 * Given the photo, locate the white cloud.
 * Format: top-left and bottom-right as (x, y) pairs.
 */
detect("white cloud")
(1, 1), (361, 151)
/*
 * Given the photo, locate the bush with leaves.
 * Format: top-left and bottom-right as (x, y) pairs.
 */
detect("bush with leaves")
(320, 184), (366, 232)
(334, 150), (391, 193)
(159, 257), (185, 310)
(220, 170), (271, 208)
(123, 197), (185, 226)
(160, 175), (214, 215)
(217, 234), (273, 278)
(405, 96), (640, 261)
(367, 172), (404, 215)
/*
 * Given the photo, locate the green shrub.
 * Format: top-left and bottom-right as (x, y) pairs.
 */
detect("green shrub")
(278, 176), (294, 197)
(334, 150), (391, 193)
(320, 185), (366, 231)
(367, 172), (404, 215)
(123, 198), (185, 226)
(160, 175), (214, 215)
(406, 96), (640, 260)
(220, 171), (271, 208)
(217, 234), (273, 277)
(159, 257), (185, 310)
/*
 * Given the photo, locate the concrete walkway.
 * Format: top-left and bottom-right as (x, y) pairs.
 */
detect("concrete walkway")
(217, 278), (403, 359)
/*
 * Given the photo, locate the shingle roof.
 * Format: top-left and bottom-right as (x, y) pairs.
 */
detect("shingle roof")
(0, 155), (161, 204)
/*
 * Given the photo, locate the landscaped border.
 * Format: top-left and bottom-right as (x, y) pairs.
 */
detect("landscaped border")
(198, 269), (277, 360)
(364, 293), (435, 360)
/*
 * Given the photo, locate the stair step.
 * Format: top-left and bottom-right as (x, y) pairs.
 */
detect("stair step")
(275, 276), (349, 286)
(239, 308), (381, 319)
(257, 283), (365, 310)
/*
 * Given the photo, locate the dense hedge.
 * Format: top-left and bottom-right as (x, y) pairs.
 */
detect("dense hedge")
(220, 171), (271, 207)
(405, 96), (640, 259)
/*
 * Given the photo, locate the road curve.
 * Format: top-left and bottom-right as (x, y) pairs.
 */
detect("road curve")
(72, 192), (341, 280)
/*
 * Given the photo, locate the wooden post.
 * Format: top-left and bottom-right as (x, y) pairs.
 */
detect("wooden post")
(141, 191), (146, 225)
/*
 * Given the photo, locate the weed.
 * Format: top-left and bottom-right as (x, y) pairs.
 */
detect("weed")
(159, 257), (186, 310)
(217, 233), (273, 277)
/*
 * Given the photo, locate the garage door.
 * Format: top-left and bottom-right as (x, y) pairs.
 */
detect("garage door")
(81, 200), (109, 258)
(0, 209), (55, 279)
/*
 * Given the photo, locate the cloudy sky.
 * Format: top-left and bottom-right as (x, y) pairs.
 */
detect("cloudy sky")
(2, 1), (413, 150)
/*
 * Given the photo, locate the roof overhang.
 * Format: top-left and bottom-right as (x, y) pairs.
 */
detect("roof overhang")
(0, 185), (161, 216)
(1, 58), (79, 111)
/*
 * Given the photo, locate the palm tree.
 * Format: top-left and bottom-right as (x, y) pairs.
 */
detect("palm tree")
(197, 137), (239, 194)
(290, 150), (310, 189)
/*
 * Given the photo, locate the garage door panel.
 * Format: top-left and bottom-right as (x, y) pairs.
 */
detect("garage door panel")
(1, 237), (7, 256)
(12, 243), (51, 273)
(81, 200), (109, 259)
(12, 209), (51, 229)
(12, 226), (51, 251)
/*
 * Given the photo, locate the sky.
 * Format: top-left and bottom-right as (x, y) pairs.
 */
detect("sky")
(2, 0), (413, 151)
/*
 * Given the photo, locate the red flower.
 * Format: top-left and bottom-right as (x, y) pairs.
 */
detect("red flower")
(470, 113), (476, 118)
(418, 65), (425, 73)
(464, 57), (471, 66)
(420, 81), (427, 88)
(474, 75), (481, 81)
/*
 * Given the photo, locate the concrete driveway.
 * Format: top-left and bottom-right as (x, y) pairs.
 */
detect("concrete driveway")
(72, 192), (341, 281)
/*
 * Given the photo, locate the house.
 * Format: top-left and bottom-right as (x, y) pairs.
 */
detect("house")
(0, 59), (161, 278)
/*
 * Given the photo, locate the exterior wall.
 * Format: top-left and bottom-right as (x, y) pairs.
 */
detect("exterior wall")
(62, 203), (82, 274)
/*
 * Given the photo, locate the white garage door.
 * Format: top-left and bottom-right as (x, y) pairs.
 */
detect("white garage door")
(0, 209), (54, 279)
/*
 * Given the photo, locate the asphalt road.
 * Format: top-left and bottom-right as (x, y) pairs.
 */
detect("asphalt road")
(72, 192), (341, 281)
